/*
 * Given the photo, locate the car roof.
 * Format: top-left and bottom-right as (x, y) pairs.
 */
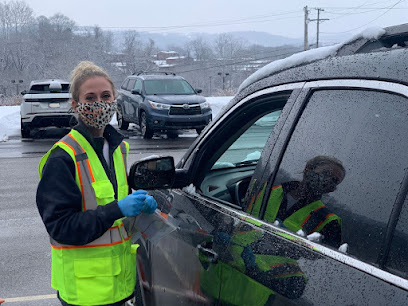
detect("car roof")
(128, 74), (185, 81)
(231, 47), (408, 110)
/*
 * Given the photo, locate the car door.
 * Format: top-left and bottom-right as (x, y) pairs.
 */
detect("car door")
(244, 79), (408, 305)
(124, 78), (136, 120)
(134, 85), (304, 305)
(131, 79), (143, 122)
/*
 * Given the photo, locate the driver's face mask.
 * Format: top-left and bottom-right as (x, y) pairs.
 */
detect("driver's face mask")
(304, 169), (341, 194)
(76, 100), (117, 129)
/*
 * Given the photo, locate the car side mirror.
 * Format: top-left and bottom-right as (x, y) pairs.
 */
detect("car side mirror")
(129, 156), (176, 190)
(20, 90), (27, 95)
(131, 89), (141, 95)
(195, 88), (203, 94)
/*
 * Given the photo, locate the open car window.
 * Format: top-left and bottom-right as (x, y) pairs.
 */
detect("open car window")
(196, 92), (292, 207)
(212, 110), (282, 170)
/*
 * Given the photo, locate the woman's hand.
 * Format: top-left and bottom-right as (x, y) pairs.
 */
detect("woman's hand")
(118, 190), (157, 217)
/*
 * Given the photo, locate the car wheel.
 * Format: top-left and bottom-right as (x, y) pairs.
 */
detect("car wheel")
(140, 112), (153, 139)
(21, 120), (31, 138)
(166, 130), (179, 139)
(117, 109), (129, 130)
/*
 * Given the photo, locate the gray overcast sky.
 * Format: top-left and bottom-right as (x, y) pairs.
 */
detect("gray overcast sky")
(25, 0), (408, 40)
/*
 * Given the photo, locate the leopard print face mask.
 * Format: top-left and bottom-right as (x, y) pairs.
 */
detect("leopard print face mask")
(76, 100), (117, 129)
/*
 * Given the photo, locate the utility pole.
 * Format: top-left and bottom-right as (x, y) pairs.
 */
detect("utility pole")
(218, 72), (230, 91)
(304, 6), (309, 51)
(308, 8), (329, 48)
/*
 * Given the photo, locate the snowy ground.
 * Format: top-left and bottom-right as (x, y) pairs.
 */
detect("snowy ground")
(0, 96), (233, 142)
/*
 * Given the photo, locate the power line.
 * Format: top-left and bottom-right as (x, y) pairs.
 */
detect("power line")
(321, 0), (405, 35)
(78, 11), (302, 32)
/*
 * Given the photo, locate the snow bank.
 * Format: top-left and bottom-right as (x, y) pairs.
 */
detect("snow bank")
(0, 106), (21, 141)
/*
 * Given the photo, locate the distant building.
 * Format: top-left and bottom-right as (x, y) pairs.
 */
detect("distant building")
(153, 51), (194, 69)
(156, 51), (179, 60)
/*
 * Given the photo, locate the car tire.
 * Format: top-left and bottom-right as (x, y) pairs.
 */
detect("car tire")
(117, 109), (129, 130)
(140, 111), (153, 139)
(196, 128), (203, 135)
(21, 120), (31, 138)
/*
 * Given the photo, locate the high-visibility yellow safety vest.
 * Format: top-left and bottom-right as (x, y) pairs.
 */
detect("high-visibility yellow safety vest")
(253, 185), (341, 234)
(39, 129), (137, 306)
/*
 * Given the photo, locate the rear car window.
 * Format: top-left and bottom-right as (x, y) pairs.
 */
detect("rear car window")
(29, 84), (69, 93)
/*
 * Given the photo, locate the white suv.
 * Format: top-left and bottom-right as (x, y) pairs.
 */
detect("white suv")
(20, 79), (76, 138)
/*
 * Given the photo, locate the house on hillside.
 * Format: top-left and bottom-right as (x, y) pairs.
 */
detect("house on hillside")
(154, 51), (193, 69)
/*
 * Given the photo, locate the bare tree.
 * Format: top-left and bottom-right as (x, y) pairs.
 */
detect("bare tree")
(214, 33), (245, 59)
(7, 0), (33, 33)
(187, 36), (214, 61)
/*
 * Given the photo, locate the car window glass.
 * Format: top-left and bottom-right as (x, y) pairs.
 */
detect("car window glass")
(121, 78), (129, 90)
(29, 83), (69, 93)
(126, 79), (136, 91)
(199, 94), (289, 207)
(144, 79), (195, 95)
(386, 198), (408, 279)
(134, 79), (142, 91)
(263, 89), (408, 264)
(212, 110), (281, 170)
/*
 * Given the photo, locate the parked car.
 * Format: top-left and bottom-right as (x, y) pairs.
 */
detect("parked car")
(125, 31), (408, 305)
(116, 72), (212, 139)
(20, 79), (76, 138)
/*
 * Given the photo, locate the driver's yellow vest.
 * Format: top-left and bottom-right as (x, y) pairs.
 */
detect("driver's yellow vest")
(38, 130), (136, 306)
(249, 185), (341, 234)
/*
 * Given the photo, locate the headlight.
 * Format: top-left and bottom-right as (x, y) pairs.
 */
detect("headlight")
(148, 100), (171, 110)
(200, 101), (210, 109)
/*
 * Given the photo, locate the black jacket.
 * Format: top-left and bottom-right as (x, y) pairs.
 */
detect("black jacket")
(36, 120), (126, 245)
(277, 181), (342, 248)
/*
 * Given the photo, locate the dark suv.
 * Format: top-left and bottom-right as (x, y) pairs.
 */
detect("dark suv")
(126, 33), (408, 305)
(116, 73), (212, 139)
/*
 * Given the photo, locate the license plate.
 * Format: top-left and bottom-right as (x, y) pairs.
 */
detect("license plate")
(49, 102), (60, 108)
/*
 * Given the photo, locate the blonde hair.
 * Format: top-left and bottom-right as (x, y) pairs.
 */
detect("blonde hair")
(70, 61), (116, 102)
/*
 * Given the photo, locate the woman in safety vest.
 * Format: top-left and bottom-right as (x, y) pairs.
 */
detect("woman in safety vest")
(248, 156), (346, 248)
(36, 61), (157, 306)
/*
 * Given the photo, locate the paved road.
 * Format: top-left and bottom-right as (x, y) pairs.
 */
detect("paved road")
(0, 126), (196, 305)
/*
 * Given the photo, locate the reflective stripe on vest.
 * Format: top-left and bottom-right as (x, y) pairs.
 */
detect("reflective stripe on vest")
(50, 224), (129, 249)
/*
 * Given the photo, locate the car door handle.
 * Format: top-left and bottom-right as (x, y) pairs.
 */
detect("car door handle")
(197, 244), (219, 263)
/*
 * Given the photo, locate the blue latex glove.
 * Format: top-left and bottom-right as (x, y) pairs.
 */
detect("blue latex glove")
(118, 190), (148, 217)
(143, 196), (157, 214)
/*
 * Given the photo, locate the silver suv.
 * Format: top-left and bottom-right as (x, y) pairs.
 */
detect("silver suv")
(20, 79), (76, 138)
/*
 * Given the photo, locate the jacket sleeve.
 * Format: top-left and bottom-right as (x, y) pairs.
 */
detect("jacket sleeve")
(320, 220), (342, 249)
(36, 147), (125, 245)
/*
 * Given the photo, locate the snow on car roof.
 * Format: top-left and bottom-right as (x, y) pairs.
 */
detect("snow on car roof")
(238, 26), (386, 93)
